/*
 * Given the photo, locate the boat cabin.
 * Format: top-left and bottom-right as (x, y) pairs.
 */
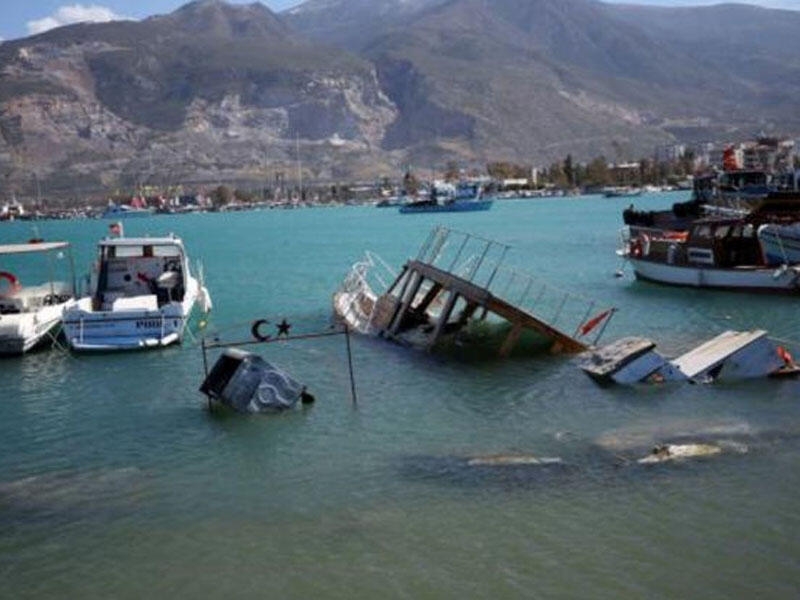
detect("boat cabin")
(635, 219), (764, 268)
(92, 237), (188, 311)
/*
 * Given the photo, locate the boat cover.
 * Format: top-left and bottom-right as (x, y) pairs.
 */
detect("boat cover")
(200, 348), (306, 413)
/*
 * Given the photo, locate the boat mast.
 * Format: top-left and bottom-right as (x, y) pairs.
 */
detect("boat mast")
(296, 133), (303, 202)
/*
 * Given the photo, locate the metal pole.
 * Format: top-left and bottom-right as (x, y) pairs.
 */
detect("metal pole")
(551, 293), (569, 325)
(485, 245), (510, 290)
(68, 247), (77, 297)
(345, 324), (358, 407)
(448, 233), (471, 273)
(201, 337), (209, 377)
(468, 241), (493, 283)
(417, 227), (438, 261)
(592, 308), (616, 346)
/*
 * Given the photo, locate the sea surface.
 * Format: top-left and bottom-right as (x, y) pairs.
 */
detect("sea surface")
(1, 194), (799, 599)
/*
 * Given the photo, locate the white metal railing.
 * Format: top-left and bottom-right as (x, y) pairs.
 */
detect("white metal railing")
(336, 251), (397, 334)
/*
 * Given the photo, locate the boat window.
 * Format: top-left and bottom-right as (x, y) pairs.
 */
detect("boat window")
(114, 246), (144, 258)
(714, 225), (730, 239)
(153, 245), (181, 257)
(143, 245), (154, 258)
(694, 225), (712, 239)
(742, 224), (755, 238)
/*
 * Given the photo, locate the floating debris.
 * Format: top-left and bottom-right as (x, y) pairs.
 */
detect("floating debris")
(200, 348), (313, 414)
(335, 227), (615, 356)
(580, 330), (796, 385)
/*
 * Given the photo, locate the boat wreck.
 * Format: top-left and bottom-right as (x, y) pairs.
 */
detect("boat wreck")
(580, 330), (797, 385)
(334, 227), (615, 356)
(199, 348), (314, 414)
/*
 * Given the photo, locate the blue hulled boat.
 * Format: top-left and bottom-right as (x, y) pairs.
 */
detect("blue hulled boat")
(399, 181), (493, 214)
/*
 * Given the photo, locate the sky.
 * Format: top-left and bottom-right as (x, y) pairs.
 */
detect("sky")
(1, 0), (799, 42)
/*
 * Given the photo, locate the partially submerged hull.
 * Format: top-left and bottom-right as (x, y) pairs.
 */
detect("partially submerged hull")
(581, 330), (790, 385)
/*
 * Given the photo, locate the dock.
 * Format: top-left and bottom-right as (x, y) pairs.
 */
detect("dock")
(355, 227), (613, 355)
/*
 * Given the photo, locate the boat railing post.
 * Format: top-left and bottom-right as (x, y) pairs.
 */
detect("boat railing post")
(518, 277), (534, 306)
(551, 292), (569, 326)
(79, 317), (84, 343)
(500, 270), (516, 299)
(448, 234), (471, 273)
(484, 245), (510, 291)
(161, 314), (166, 340)
(428, 228), (450, 267)
(416, 227), (438, 261)
(468, 241), (493, 284)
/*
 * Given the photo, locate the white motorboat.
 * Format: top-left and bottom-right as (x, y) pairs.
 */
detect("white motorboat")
(62, 234), (211, 351)
(0, 241), (76, 355)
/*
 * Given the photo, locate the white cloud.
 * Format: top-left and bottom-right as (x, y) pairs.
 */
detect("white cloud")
(27, 4), (130, 36)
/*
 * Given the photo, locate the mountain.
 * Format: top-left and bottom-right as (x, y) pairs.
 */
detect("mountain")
(0, 0), (397, 196)
(289, 0), (800, 161)
(2, 0), (800, 198)
(283, 0), (448, 51)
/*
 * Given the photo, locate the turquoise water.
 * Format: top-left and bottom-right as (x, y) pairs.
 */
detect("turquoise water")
(2, 195), (799, 598)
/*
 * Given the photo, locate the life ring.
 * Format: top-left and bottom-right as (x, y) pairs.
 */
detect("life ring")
(251, 319), (271, 342)
(629, 238), (643, 258)
(0, 271), (21, 295)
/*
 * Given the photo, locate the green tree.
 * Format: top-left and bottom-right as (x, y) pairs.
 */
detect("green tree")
(584, 156), (610, 187)
(211, 185), (233, 208)
(563, 154), (574, 187)
(403, 170), (420, 195)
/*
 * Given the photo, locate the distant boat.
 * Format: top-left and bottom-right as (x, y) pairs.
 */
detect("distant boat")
(101, 200), (153, 219)
(604, 186), (643, 198)
(62, 233), (212, 351)
(399, 181), (493, 214)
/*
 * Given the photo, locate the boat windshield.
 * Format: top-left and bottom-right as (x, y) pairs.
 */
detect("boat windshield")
(95, 244), (185, 309)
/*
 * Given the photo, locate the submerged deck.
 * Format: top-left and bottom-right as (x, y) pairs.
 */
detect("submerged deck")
(367, 227), (611, 355)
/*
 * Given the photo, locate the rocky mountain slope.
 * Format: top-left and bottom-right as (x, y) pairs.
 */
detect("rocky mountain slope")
(2, 0), (800, 198)
(0, 0), (397, 197)
(290, 0), (800, 164)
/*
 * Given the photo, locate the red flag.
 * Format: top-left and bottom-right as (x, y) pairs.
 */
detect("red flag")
(580, 309), (612, 336)
(722, 146), (739, 171)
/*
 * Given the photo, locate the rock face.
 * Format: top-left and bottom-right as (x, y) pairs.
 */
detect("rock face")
(2, 0), (800, 197)
(0, 0), (398, 197)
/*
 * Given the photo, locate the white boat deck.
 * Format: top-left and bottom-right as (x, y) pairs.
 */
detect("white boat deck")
(671, 330), (768, 378)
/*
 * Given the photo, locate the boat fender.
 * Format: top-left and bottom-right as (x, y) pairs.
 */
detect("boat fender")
(301, 387), (315, 405)
(251, 319), (271, 342)
(0, 271), (21, 295)
(629, 238), (643, 258)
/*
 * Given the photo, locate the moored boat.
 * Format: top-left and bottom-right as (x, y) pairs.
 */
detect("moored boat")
(62, 233), (211, 351)
(101, 199), (154, 219)
(399, 181), (493, 214)
(619, 217), (800, 293)
(0, 241), (76, 354)
(604, 186), (643, 198)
